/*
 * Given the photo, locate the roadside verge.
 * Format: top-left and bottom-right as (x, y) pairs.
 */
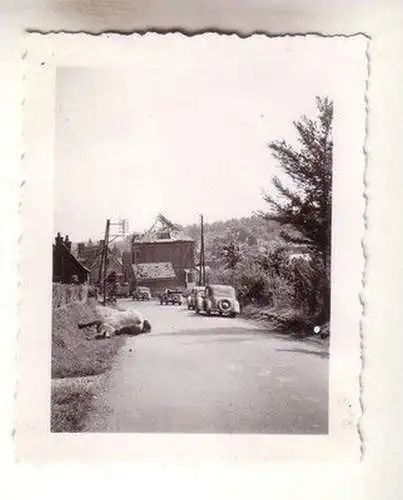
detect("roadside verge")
(51, 300), (125, 432)
(241, 304), (330, 351)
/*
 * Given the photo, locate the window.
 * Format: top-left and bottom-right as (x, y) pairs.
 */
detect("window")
(158, 231), (171, 240)
(132, 249), (141, 262)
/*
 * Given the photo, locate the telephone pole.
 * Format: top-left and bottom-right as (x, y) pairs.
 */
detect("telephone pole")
(102, 219), (111, 306)
(199, 214), (206, 286)
(132, 232), (137, 291)
(99, 218), (128, 305)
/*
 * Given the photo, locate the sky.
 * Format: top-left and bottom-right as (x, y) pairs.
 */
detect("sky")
(54, 36), (365, 242)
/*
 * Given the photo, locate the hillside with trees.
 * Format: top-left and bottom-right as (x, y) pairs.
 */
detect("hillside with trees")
(188, 97), (333, 334)
(183, 215), (282, 263)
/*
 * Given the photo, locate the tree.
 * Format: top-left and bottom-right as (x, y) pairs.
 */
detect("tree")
(263, 96), (333, 262)
(262, 97), (333, 322)
(222, 240), (242, 270)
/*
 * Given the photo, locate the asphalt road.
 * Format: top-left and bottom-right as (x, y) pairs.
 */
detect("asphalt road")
(84, 299), (329, 434)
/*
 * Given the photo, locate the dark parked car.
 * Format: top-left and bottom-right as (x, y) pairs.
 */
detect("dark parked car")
(132, 286), (152, 301)
(200, 284), (240, 317)
(160, 288), (182, 305)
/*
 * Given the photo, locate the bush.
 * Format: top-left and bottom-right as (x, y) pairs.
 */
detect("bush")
(266, 308), (315, 335)
(207, 235), (330, 332)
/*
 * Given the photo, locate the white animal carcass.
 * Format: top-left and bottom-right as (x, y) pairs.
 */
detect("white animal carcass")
(100, 309), (151, 338)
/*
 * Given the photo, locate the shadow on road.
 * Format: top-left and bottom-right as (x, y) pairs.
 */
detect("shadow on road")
(275, 347), (329, 359)
(181, 311), (239, 319)
(271, 331), (329, 346)
(147, 326), (269, 340)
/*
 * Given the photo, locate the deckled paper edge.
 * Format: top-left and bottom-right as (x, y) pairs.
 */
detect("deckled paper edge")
(15, 31), (367, 463)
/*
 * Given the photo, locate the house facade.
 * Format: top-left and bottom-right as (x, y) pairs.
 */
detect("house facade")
(76, 241), (125, 286)
(53, 233), (89, 284)
(126, 215), (197, 294)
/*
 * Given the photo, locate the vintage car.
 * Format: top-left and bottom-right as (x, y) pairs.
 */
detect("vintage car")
(160, 288), (182, 305)
(200, 284), (240, 317)
(187, 286), (206, 310)
(132, 286), (152, 301)
(115, 282), (130, 298)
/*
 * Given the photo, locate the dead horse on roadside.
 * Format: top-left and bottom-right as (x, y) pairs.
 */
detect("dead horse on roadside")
(99, 309), (152, 338)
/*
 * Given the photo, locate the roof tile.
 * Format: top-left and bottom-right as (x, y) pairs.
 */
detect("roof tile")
(133, 262), (176, 280)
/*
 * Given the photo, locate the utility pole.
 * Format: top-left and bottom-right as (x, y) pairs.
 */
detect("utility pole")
(98, 241), (105, 285)
(132, 233), (137, 291)
(199, 215), (202, 286)
(97, 218), (128, 305)
(199, 214), (206, 286)
(102, 219), (111, 306)
(202, 217), (206, 286)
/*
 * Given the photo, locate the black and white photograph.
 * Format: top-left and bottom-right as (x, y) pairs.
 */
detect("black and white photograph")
(18, 33), (367, 460)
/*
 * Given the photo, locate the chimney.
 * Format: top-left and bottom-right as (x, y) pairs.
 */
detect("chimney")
(64, 235), (72, 252)
(77, 242), (85, 256)
(55, 232), (63, 247)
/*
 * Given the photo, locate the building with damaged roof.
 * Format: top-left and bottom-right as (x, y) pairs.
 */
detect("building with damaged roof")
(124, 214), (197, 293)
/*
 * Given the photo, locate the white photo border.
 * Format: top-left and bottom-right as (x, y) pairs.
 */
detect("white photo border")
(16, 32), (367, 462)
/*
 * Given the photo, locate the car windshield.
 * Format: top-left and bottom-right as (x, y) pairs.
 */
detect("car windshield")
(209, 285), (236, 298)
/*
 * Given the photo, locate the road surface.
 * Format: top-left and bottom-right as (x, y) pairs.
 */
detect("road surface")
(84, 299), (328, 433)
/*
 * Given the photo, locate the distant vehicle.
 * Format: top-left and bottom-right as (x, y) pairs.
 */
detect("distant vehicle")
(200, 284), (240, 317)
(132, 286), (152, 301)
(160, 288), (182, 305)
(106, 294), (117, 305)
(115, 282), (130, 298)
(187, 286), (206, 310)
